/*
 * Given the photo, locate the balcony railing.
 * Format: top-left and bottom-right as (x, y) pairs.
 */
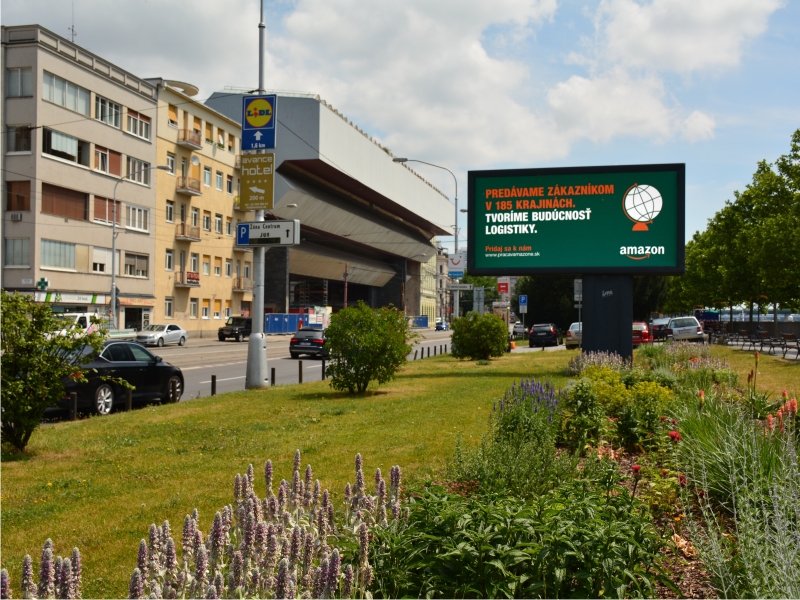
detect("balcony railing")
(233, 244), (253, 252)
(174, 271), (201, 287)
(175, 223), (201, 241)
(177, 129), (202, 149)
(176, 176), (202, 196)
(233, 277), (254, 291)
(234, 155), (242, 170)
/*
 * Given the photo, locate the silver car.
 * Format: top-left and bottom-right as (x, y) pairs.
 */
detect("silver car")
(136, 324), (188, 347)
(666, 316), (706, 343)
(566, 322), (582, 349)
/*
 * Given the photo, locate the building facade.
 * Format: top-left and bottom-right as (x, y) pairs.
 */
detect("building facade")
(435, 247), (452, 323)
(2, 25), (158, 328)
(420, 252), (437, 322)
(147, 80), (252, 337)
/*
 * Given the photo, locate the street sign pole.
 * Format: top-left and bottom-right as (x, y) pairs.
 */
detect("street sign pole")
(245, 0), (270, 390)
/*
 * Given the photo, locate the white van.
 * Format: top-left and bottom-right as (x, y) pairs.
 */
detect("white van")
(666, 316), (706, 343)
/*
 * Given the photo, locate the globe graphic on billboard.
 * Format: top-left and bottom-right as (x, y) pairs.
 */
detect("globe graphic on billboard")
(623, 184), (662, 231)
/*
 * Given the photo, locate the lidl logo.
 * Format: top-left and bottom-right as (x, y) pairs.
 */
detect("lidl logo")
(245, 98), (274, 128)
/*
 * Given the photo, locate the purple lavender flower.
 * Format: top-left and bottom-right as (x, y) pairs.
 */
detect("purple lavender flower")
(254, 521), (267, 558)
(344, 483), (351, 507)
(164, 538), (178, 574)
(289, 526), (302, 568)
(391, 499), (400, 520)
(21, 555), (34, 599)
(148, 524), (161, 561)
(313, 480), (321, 508)
(70, 548), (82, 600)
(278, 480), (288, 513)
(182, 515), (195, 558)
(327, 503), (336, 533)
(265, 459), (274, 494)
(193, 527), (204, 554)
(293, 449), (301, 474)
(192, 508), (200, 524)
(1, 568), (11, 600)
(275, 558), (290, 599)
(137, 540), (148, 578)
(204, 583), (218, 599)
(314, 560), (328, 599)
(362, 564), (374, 587)
(37, 546), (54, 599)
(355, 453), (362, 472)
(128, 568), (144, 599)
(358, 523), (369, 566)
(268, 496), (279, 520)
(316, 505), (327, 540)
(302, 532), (314, 576)
(280, 537), (291, 562)
(374, 468), (382, 488)
(194, 545), (208, 586)
(251, 492), (263, 522)
(247, 463), (255, 487)
(355, 465), (364, 496)
(161, 520), (172, 547)
(212, 572), (224, 599)
(231, 551), (244, 589)
(234, 474), (242, 501)
(341, 564), (354, 599)
(210, 511), (225, 561)
(378, 479), (386, 503)
(59, 558), (75, 600)
(327, 548), (341, 595)
(264, 524), (278, 573)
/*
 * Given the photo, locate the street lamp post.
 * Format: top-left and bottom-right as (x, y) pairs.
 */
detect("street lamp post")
(110, 164), (169, 329)
(392, 158), (459, 320)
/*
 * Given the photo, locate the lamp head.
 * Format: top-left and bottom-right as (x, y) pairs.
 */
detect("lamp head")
(392, 158), (408, 163)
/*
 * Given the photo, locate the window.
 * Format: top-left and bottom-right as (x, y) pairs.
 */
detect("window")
(166, 201), (174, 223)
(215, 214), (222, 234)
(93, 196), (121, 224)
(7, 126), (32, 152)
(165, 297), (174, 318)
(180, 204), (186, 224)
(214, 257), (222, 276)
(191, 207), (199, 227)
(226, 174), (234, 194)
(189, 299), (198, 318)
(6, 181), (30, 211)
(193, 116), (202, 135)
(126, 157), (151, 184)
(226, 217), (232, 236)
(168, 104), (178, 127)
(42, 72), (89, 115)
(203, 167), (211, 187)
(225, 259), (232, 277)
(202, 299), (210, 319)
(203, 211), (211, 231)
(95, 96), (121, 128)
(205, 121), (213, 144)
(224, 300), (232, 318)
(228, 134), (235, 153)
(91, 247), (112, 273)
(7, 67), (32, 97)
(42, 184), (88, 220)
(43, 128), (90, 166)
(124, 253), (148, 277)
(166, 153), (175, 174)
(216, 171), (223, 191)
(126, 110), (151, 140)
(190, 253), (199, 272)
(125, 206), (149, 232)
(165, 249), (174, 271)
(202, 255), (210, 276)
(5, 238), (30, 266)
(244, 263), (251, 279)
(213, 299), (222, 319)
(181, 158), (187, 177)
(217, 129), (225, 148)
(41, 239), (75, 269)
(95, 147), (121, 175)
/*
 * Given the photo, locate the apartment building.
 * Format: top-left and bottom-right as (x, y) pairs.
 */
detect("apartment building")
(420, 252), (437, 322)
(435, 247), (452, 322)
(147, 79), (253, 337)
(2, 25), (158, 329)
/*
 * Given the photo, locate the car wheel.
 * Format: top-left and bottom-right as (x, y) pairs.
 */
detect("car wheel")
(290, 352), (299, 359)
(179, 336), (186, 346)
(218, 335), (226, 342)
(164, 376), (182, 403)
(93, 384), (115, 416)
(236, 333), (243, 342)
(157, 337), (164, 347)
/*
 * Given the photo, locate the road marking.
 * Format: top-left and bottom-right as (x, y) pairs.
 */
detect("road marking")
(200, 376), (246, 384)
(182, 361), (246, 371)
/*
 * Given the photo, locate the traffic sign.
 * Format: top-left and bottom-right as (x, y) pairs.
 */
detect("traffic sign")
(519, 294), (527, 314)
(241, 95), (277, 150)
(497, 281), (509, 294)
(474, 286), (485, 315)
(446, 283), (473, 291)
(240, 154), (275, 210)
(574, 279), (583, 302)
(237, 220), (300, 246)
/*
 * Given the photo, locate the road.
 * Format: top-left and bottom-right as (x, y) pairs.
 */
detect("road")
(155, 330), (456, 400)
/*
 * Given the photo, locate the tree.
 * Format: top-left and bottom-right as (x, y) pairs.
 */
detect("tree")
(1, 291), (106, 451)
(512, 276), (575, 331)
(325, 301), (415, 394)
(451, 312), (508, 361)
(459, 275), (500, 314)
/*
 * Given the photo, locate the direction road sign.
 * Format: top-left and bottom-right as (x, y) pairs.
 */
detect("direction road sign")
(237, 220), (300, 246)
(241, 95), (277, 150)
(474, 286), (485, 315)
(240, 154), (275, 210)
(446, 283), (473, 291)
(574, 279), (583, 302)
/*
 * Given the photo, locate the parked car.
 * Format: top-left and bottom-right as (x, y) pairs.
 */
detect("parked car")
(289, 329), (329, 359)
(218, 317), (252, 342)
(632, 322), (653, 348)
(60, 341), (183, 415)
(435, 321), (448, 331)
(565, 322), (582, 349)
(666, 316), (706, 343)
(651, 317), (671, 341)
(136, 324), (187, 347)
(529, 323), (559, 347)
(513, 322), (527, 335)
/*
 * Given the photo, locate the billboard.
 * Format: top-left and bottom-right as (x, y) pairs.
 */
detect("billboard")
(467, 164), (685, 275)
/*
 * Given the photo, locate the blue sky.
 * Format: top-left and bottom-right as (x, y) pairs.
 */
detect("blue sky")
(4, 0), (799, 251)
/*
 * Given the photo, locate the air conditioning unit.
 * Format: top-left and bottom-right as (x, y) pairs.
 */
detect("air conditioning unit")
(10, 213), (22, 222)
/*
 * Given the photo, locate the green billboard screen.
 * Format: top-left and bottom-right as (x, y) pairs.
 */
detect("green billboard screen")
(467, 164), (685, 275)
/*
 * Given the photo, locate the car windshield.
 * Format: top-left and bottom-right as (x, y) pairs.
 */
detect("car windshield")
(66, 345), (97, 364)
(295, 330), (323, 339)
(570, 323), (582, 331)
(533, 325), (552, 332)
(226, 317), (249, 326)
(633, 324), (647, 331)
(143, 325), (166, 331)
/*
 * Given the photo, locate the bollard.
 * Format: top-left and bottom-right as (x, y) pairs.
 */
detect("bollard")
(322, 359), (327, 380)
(171, 378), (178, 403)
(126, 388), (133, 411)
(211, 375), (217, 396)
(445, 344), (447, 353)
(427, 346), (431, 358)
(70, 392), (78, 421)
(434, 346), (437, 356)
(299, 360), (303, 384)
(271, 367), (276, 387)
(414, 350), (418, 360)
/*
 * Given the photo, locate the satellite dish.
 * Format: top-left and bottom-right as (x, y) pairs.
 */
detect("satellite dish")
(191, 155), (200, 167)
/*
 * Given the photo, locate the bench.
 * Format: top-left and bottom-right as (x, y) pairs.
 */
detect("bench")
(742, 330), (760, 351)
(782, 333), (800, 360)
(758, 330), (786, 355)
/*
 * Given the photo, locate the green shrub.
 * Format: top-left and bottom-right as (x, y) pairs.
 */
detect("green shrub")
(561, 379), (605, 450)
(621, 366), (678, 390)
(583, 366), (630, 416)
(450, 312), (508, 361)
(325, 301), (414, 394)
(616, 381), (672, 450)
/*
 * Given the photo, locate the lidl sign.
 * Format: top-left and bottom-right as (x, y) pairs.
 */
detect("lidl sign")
(241, 94), (277, 150)
(467, 164), (685, 275)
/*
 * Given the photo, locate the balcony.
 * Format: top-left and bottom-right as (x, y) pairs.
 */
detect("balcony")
(176, 176), (202, 196)
(233, 277), (253, 291)
(174, 271), (200, 287)
(234, 155), (241, 170)
(233, 244), (253, 253)
(175, 223), (201, 241)
(177, 129), (202, 150)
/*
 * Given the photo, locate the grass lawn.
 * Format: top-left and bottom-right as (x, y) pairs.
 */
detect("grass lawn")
(2, 345), (796, 598)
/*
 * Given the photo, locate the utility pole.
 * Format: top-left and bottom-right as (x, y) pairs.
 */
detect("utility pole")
(245, 0), (269, 389)
(343, 264), (349, 309)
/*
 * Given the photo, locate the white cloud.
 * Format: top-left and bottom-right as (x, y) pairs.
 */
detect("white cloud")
(680, 110), (716, 142)
(596, 0), (783, 73)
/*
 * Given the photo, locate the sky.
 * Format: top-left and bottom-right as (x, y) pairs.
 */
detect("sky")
(3, 0), (799, 253)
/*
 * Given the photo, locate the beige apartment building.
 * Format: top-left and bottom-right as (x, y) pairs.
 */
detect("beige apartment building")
(2, 25), (158, 329)
(147, 79), (253, 337)
(420, 252), (437, 322)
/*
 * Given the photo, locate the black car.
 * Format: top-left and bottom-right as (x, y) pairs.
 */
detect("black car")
(61, 341), (184, 415)
(218, 317), (252, 342)
(289, 329), (329, 359)
(529, 323), (560, 347)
